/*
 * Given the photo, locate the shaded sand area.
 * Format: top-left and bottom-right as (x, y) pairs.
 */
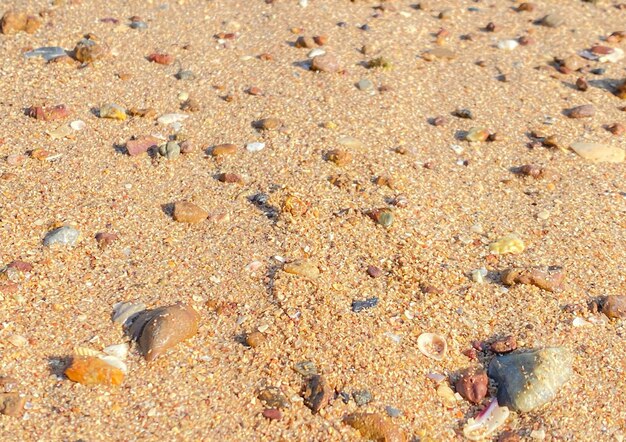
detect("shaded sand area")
(0, 0), (625, 440)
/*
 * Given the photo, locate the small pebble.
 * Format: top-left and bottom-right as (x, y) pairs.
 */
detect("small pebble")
(284, 260), (319, 279)
(357, 79), (373, 91)
(344, 413), (406, 441)
(173, 201), (208, 223)
(367, 265), (382, 278)
(65, 356), (124, 386)
(455, 370), (488, 404)
(0, 393), (26, 417)
(212, 143), (238, 156)
(352, 389), (372, 406)
(99, 104), (127, 121)
(95, 232), (118, 249)
(490, 336), (517, 354)
(602, 295), (626, 319)
(245, 331), (266, 348)
(567, 104), (595, 119)
(262, 408), (282, 420)
(570, 142), (625, 163)
(246, 142), (265, 152)
(147, 53), (174, 65)
(43, 226), (80, 247)
(352, 297), (379, 313)
(302, 375), (332, 413)
(310, 54), (340, 72)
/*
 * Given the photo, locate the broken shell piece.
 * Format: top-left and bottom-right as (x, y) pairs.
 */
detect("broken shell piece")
(417, 333), (447, 360)
(463, 398), (510, 441)
(73, 346), (101, 357)
(98, 355), (127, 373)
(103, 343), (129, 360)
(437, 383), (457, 408)
(112, 301), (146, 326)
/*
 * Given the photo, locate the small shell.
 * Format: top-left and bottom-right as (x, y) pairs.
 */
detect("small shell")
(74, 346), (102, 357)
(103, 343), (129, 360)
(463, 398), (510, 441)
(417, 333), (447, 360)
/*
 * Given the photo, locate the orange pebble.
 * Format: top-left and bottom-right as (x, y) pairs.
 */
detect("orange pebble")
(65, 356), (124, 386)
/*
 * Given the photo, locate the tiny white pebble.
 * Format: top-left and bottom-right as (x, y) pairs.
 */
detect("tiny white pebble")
(246, 142), (265, 152)
(70, 120), (86, 131)
(308, 48), (325, 58)
(537, 210), (550, 220)
(450, 144), (464, 154)
(497, 39), (519, 50)
(178, 91), (189, 101)
(258, 324), (269, 333)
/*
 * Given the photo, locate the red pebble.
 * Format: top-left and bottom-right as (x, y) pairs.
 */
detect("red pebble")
(147, 53), (174, 65)
(262, 408), (282, 420)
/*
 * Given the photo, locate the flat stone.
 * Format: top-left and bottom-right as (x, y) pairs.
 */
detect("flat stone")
(65, 356), (124, 386)
(570, 142), (625, 163)
(423, 47), (456, 60)
(344, 412), (407, 442)
(258, 387), (290, 409)
(284, 260), (319, 278)
(567, 104), (595, 119)
(351, 297), (379, 313)
(352, 389), (372, 406)
(43, 226), (80, 247)
(0, 392), (26, 417)
(173, 201), (208, 223)
(488, 347), (573, 412)
(310, 54), (339, 72)
(357, 79), (373, 90)
(99, 103), (126, 121)
(501, 267), (565, 292)
(126, 136), (159, 156)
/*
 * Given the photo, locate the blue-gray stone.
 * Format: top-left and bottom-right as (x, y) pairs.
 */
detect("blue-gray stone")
(43, 226), (80, 247)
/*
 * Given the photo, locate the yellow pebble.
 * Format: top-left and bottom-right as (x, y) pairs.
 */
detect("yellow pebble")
(489, 233), (525, 255)
(99, 103), (127, 121)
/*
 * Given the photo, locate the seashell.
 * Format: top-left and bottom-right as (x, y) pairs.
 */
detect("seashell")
(463, 398), (510, 441)
(417, 333), (447, 360)
(112, 301), (146, 326)
(74, 346), (102, 357)
(130, 303), (200, 362)
(103, 343), (129, 360)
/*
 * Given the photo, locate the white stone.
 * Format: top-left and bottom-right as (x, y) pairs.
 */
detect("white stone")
(246, 142), (265, 152)
(571, 142), (625, 163)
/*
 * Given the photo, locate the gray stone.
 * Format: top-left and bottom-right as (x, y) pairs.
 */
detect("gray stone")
(352, 389), (372, 406)
(357, 79), (373, 91)
(43, 226), (80, 247)
(488, 347), (573, 412)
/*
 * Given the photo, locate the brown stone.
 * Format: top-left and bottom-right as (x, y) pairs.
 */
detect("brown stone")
(248, 86), (263, 96)
(602, 296), (626, 319)
(618, 79), (626, 100)
(295, 36), (315, 48)
(608, 123), (625, 136)
(95, 232), (118, 249)
(0, 392), (26, 417)
(576, 77), (589, 91)
(262, 408), (282, 420)
(212, 144), (238, 156)
(173, 201), (208, 223)
(245, 331), (266, 348)
(344, 413), (407, 442)
(311, 54), (339, 73)
(1, 11), (40, 35)
(126, 136), (159, 156)
(490, 335), (517, 354)
(501, 267), (565, 292)
(218, 173), (243, 184)
(498, 431), (521, 442)
(302, 375), (332, 413)
(74, 39), (107, 63)
(367, 265), (382, 278)
(257, 118), (282, 131)
(7, 261), (33, 272)
(27, 104), (69, 121)
(313, 35), (327, 46)
(327, 149), (352, 166)
(147, 53), (174, 65)
(130, 303), (200, 362)
(567, 104), (595, 119)
(455, 370), (488, 404)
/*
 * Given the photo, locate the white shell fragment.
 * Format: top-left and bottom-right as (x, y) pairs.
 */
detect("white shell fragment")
(570, 142), (625, 163)
(103, 343), (129, 360)
(157, 113), (189, 125)
(70, 120), (86, 131)
(463, 398), (510, 441)
(417, 333), (447, 360)
(599, 47), (624, 63)
(246, 142), (265, 152)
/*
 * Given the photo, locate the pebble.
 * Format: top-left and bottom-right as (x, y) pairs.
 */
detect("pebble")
(245, 142), (265, 152)
(490, 336), (517, 354)
(302, 375), (332, 413)
(126, 136), (159, 156)
(256, 118), (282, 131)
(423, 47), (456, 61)
(262, 408), (282, 420)
(70, 120), (86, 131)
(294, 361), (318, 377)
(0, 10), (41, 34)
(541, 13), (564, 28)
(129, 20), (148, 30)
(497, 40), (519, 50)
(385, 406), (402, 418)
(570, 142), (625, 163)
(99, 104), (127, 121)
(367, 57), (392, 69)
(0, 393), (26, 417)
(308, 48), (325, 58)
(465, 127), (489, 142)
(284, 260), (319, 279)
(327, 149), (352, 166)
(498, 431), (521, 442)
(455, 370), (488, 404)
(367, 265), (382, 278)
(43, 226), (80, 247)
(352, 297), (379, 312)
(295, 36), (316, 48)
(352, 389), (372, 406)
(157, 113), (189, 125)
(173, 201), (208, 223)
(608, 123), (625, 136)
(176, 69), (195, 80)
(357, 79), (373, 91)
(501, 267), (565, 292)
(74, 38), (107, 63)
(258, 387), (290, 409)
(368, 208), (394, 228)
(618, 79), (626, 99)
(27, 104), (69, 121)
(128, 303), (200, 362)
(489, 234), (525, 255)
(147, 53), (174, 65)
(65, 356), (124, 386)
(567, 104), (595, 119)
(158, 141), (181, 159)
(218, 173), (243, 184)
(310, 54), (339, 72)
(488, 347), (573, 412)
(245, 331), (266, 348)
(602, 295), (626, 319)
(344, 413), (407, 442)
(212, 143), (238, 156)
